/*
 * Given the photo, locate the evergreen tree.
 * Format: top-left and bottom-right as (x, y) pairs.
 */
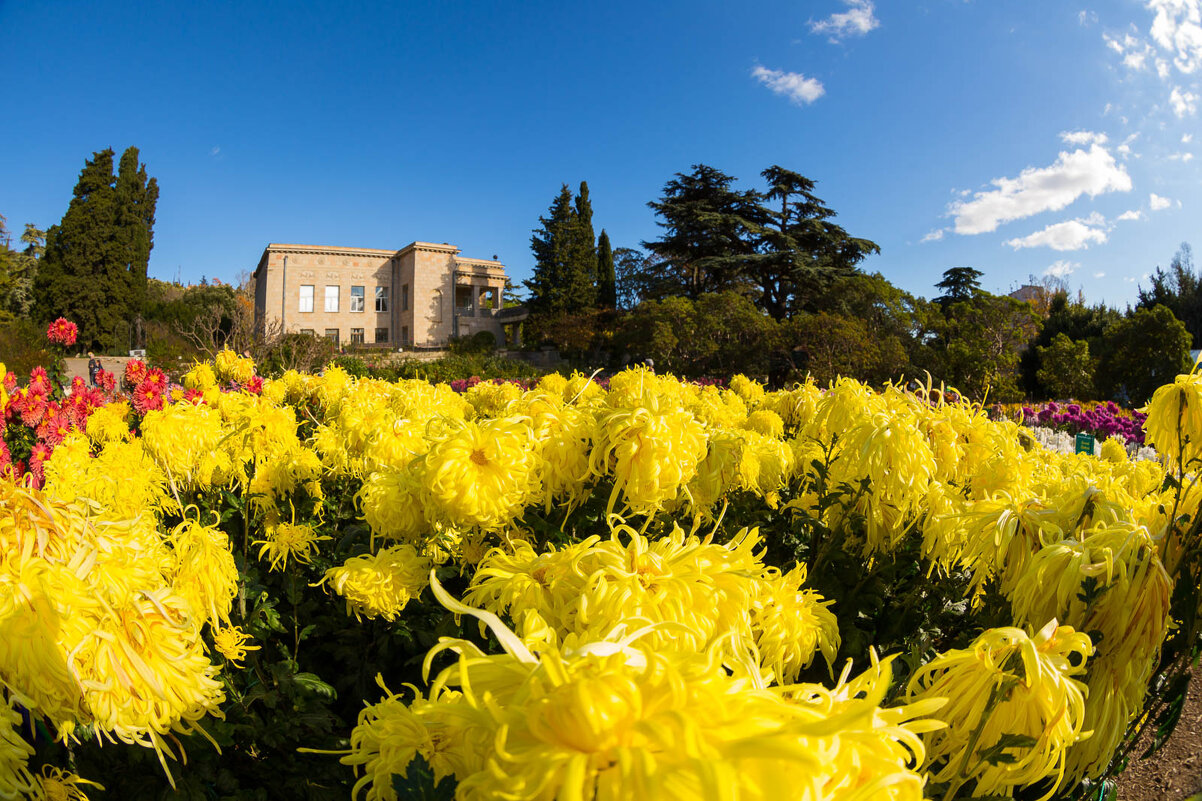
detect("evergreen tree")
(33, 147), (158, 351)
(935, 266), (984, 307)
(596, 230), (616, 308)
(525, 183), (598, 314)
(751, 165), (879, 318)
(643, 164), (763, 299)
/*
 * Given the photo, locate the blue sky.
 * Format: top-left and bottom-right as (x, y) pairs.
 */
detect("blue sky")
(1, 0), (1199, 307)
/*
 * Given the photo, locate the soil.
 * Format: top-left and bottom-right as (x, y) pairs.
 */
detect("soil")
(1116, 670), (1202, 801)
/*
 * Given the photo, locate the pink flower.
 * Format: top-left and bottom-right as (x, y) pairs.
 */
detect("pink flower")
(245, 375), (264, 395)
(46, 318), (78, 347)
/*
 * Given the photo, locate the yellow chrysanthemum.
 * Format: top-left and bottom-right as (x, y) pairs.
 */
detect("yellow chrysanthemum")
(320, 544), (432, 621)
(212, 626), (259, 667)
(84, 401), (131, 445)
(906, 621), (1092, 800)
(255, 522), (329, 571)
(169, 518), (238, 628)
(752, 565), (840, 681)
(183, 361), (218, 391)
(420, 417), (540, 530)
(1144, 368), (1202, 472)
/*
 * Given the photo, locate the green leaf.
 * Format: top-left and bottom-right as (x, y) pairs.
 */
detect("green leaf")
(291, 672), (337, 700)
(391, 755), (457, 800)
(976, 733), (1038, 766)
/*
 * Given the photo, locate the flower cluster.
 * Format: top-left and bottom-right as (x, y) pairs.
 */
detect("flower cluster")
(0, 347), (1196, 799)
(1005, 400), (1147, 443)
(45, 317), (78, 347)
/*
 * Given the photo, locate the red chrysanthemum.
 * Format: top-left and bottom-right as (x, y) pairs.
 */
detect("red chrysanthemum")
(2, 371), (15, 393)
(245, 375), (264, 395)
(46, 317), (78, 347)
(98, 369), (116, 392)
(143, 368), (168, 393)
(19, 396), (47, 428)
(124, 359), (148, 386)
(28, 367), (50, 397)
(132, 380), (164, 414)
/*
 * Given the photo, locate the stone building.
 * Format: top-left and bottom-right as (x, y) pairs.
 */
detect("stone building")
(251, 242), (509, 348)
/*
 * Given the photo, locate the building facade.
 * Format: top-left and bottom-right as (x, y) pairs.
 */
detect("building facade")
(252, 242), (508, 348)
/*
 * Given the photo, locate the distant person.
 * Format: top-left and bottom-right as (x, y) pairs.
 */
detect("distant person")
(87, 353), (102, 387)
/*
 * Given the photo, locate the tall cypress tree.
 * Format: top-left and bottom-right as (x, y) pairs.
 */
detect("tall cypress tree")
(574, 181), (598, 290)
(525, 183), (598, 314)
(34, 147), (158, 351)
(596, 230), (616, 309)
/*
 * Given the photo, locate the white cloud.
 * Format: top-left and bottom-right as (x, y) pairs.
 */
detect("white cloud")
(210, 146), (221, 156)
(751, 66), (825, 105)
(810, 0), (879, 41)
(1005, 214), (1109, 251)
(1117, 209), (1144, 221)
(1168, 151), (1196, 161)
(1170, 86), (1198, 116)
(1184, 133), (1195, 143)
(1105, 32), (1158, 69)
(1094, 271), (1107, 278)
(1079, 10), (1098, 26)
(950, 144), (1132, 235)
(1149, 0), (1202, 74)
(1150, 192), (1174, 210)
(1059, 130), (1108, 145)
(920, 228), (945, 243)
(1044, 260), (1081, 278)
(1125, 276), (1138, 282)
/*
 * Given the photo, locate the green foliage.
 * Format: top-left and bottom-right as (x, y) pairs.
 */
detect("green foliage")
(1020, 290), (1121, 398)
(0, 319), (53, 377)
(33, 147), (158, 352)
(618, 291), (780, 377)
(525, 182), (598, 317)
(640, 164), (878, 319)
(1137, 243), (1201, 344)
(1096, 303), (1192, 404)
(934, 266), (984, 306)
(1037, 333), (1097, 400)
(596, 230), (616, 309)
(785, 311), (908, 387)
(643, 164), (763, 299)
(928, 293), (1041, 402)
(448, 330), (499, 356)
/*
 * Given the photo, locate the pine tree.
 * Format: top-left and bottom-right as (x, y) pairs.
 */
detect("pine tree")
(34, 147), (158, 351)
(596, 230), (616, 308)
(525, 183), (598, 314)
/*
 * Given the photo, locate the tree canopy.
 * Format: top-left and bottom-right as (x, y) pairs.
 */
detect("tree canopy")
(33, 146), (158, 352)
(641, 164), (879, 319)
(525, 182), (598, 316)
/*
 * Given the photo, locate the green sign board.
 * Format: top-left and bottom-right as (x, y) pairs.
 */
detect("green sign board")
(1074, 432), (1096, 455)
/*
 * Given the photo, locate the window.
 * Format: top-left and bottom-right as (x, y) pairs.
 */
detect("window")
(324, 328), (339, 345)
(376, 286), (390, 313)
(325, 285), (339, 313)
(299, 328), (315, 335)
(350, 327), (365, 344)
(350, 285), (365, 312)
(299, 285), (314, 313)
(401, 326), (409, 346)
(401, 284), (409, 312)
(375, 327), (389, 344)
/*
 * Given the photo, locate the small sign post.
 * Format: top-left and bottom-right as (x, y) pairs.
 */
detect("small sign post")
(1074, 432), (1096, 455)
